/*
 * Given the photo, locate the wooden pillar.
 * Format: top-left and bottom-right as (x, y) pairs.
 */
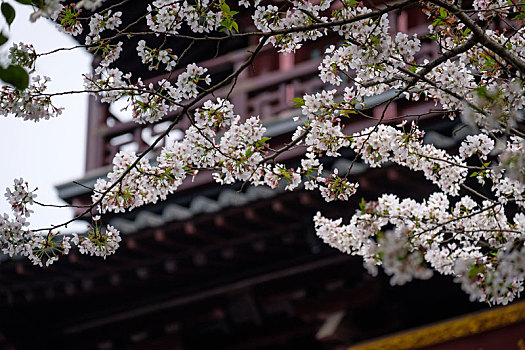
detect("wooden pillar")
(85, 57), (110, 171)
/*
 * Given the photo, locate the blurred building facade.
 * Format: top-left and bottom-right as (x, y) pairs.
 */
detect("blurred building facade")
(0, 2), (525, 349)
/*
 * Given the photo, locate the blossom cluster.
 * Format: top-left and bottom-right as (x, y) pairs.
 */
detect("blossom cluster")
(352, 124), (469, 195)
(88, 9), (122, 38)
(0, 76), (63, 122)
(83, 62), (211, 124)
(146, 0), (221, 35)
(76, 0), (106, 11)
(8, 43), (36, 71)
(94, 97), (352, 212)
(318, 12), (421, 97)
(28, 0), (107, 23)
(93, 100), (266, 213)
(29, 0), (61, 22)
(315, 193), (525, 305)
(72, 217), (121, 259)
(472, 0), (515, 19)
(0, 179), (120, 266)
(136, 40), (178, 71)
(56, 4), (83, 36)
(3, 0), (525, 306)
(253, 0), (331, 52)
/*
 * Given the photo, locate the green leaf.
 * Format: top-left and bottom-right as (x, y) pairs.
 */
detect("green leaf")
(231, 20), (238, 33)
(469, 172), (478, 177)
(290, 97), (304, 107)
(359, 198), (366, 213)
(0, 31), (7, 46)
(14, 0), (32, 5)
(220, 1), (230, 13)
(468, 264), (481, 279)
(342, 109), (357, 116)
(439, 7), (447, 18)
(474, 85), (489, 98)
(0, 64), (29, 90)
(1, 2), (15, 27)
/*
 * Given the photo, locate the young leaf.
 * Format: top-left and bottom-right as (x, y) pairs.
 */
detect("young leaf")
(0, 64), (29, 90)
(290, 97), (304, 107)
(0, 31), (7, 46)
(359, 198), (366, 213)
(220, 0), (230, 13)
(439, 7), (447, 18)
(1, 2), (15, 26)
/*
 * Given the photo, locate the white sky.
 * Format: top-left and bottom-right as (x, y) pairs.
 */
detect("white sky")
(0, 3), (91, 232)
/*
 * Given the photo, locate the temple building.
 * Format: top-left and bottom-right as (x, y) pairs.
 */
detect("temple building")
(0, 1), (524, 349)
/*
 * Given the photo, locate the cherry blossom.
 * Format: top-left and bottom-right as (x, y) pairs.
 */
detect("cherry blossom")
(1, 0), (525, 306)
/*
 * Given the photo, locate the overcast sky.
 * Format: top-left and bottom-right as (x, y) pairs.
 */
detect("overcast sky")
(0, 4), (92, 232)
